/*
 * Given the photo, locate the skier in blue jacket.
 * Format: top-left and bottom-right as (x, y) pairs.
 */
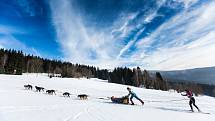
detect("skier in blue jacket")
(127, 87), (144, 105)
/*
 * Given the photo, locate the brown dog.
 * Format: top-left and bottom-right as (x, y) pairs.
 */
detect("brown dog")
(78, 94), (88, 100)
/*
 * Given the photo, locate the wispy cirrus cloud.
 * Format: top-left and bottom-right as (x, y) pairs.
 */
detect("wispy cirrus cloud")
(0, 35), (40, 56)
(49, 0), (118, 68)
(131, 0), (215, 70)
(49, 0), (215, 70)
(49, 0), (168, 68)
(0, 25), (26, 35)
(0, 25), (40, 55)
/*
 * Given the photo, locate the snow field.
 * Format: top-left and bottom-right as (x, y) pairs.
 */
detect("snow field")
(0, 74), (214, 121)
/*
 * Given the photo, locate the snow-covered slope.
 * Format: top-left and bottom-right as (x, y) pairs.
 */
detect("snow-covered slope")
(0, 74), (214, 121)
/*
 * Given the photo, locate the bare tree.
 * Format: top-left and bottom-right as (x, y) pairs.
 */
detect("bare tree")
(26, 59), (31, 73)
(0, 54), (8, 73)
(31, 58), (43, 74)
(137, 67), (144, 87)
(143, 70), (151, 89)
(155, 72), (167, 91)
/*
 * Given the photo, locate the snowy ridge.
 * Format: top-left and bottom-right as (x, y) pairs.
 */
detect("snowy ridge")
(0, 74), (214, 121)
(159, 66), (215, 85)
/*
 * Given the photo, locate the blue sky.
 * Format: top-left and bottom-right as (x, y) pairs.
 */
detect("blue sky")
(0, 0), (215, 70)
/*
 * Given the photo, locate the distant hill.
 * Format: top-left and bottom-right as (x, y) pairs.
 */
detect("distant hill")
(155, 67), (215, 85)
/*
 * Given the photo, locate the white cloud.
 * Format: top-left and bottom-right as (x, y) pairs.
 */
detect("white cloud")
(178, 0), (199, 8)
(132, 0), (215, 70)
(0, 25), (25, 35)
(144, 31), (215, 70)
(49, 0), (215, 70)
(49, 0), (166, 69)
(114, 0), (167, 59)
(0, 25), (39, 56)
(49, 0), (121, 68)
(0, 35), (40, 56)
(117, 40), (135, 59)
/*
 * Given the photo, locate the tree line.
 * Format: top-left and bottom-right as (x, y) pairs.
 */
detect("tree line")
(0, 48), (214, 97)
(0, 49), (102, 78)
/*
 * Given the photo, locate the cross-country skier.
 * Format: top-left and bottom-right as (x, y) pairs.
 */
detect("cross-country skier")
(181, 89), (200, 112)
(127, 87), (144, 105)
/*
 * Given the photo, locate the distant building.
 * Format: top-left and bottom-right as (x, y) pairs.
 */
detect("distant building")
(49, 73), (62, 78)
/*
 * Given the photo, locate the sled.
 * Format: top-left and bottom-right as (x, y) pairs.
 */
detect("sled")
(111, 96), (129, 104)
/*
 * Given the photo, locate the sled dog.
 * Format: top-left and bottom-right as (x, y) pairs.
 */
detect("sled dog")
(78, 94), (88, 100)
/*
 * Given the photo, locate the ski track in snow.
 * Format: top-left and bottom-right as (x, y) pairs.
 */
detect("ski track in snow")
(0, 74), (214, 121)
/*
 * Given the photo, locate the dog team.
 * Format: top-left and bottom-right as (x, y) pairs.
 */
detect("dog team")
(24, 84), (88, 99)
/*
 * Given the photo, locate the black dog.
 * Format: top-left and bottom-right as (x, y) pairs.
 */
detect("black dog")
(35, 86), (45, 92)
(78, 94), (88, 100)
(46, 90), (56, 95)
(63, 92), (70, 97)
(24, 84), (32, 90)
